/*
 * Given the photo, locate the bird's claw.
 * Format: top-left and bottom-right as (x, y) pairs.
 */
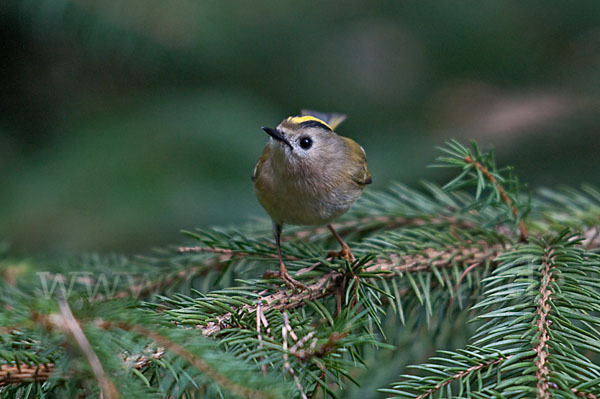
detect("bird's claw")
(263, 269), (306, 291)
(280, 270), (306, 291)
(328, 244), (355, 263)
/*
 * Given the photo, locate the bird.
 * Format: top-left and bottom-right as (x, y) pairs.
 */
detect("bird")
(251, 110), (371, 289)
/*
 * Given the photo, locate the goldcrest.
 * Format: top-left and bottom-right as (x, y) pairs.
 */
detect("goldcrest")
(252, 110), (371, 289)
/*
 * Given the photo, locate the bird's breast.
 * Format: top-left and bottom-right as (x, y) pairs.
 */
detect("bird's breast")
(254, 159), (363, 226)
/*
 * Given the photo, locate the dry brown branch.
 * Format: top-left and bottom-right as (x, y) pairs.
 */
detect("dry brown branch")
(464, 155), (528, 242)
(198, 243), (504, 336)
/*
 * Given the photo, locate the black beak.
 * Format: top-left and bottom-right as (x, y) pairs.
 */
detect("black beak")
(262, 127), (292, 149)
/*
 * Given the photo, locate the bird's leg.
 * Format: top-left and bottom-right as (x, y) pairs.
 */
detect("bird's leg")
(327, 224), (356, 262)
(268, 223), (305, 290)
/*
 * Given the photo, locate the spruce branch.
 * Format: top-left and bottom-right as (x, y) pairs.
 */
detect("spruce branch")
(463, 155), (528, 242)
(289, 214), (477, 241)
(534, 246), (555, 398)
(281, 312), (308, 399)
(413, 355), (511, 399)
(196, 243), (503, 336)
(97, 320), (277, 399)
(436, 140), (529, 242)
(384, 233), (600, 398)
(3, 140), (600, 398)
(534, 185), (600, 243)
(2, 309), (290, 397)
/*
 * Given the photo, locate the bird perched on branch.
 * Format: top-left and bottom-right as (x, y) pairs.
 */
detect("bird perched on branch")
(252, 110), (372, 289)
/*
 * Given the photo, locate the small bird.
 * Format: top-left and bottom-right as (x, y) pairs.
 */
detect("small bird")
(252, 110), (372, 289)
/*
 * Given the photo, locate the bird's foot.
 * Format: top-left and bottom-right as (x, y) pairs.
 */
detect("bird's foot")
(263, 269), (306, 291)
(280, 269), (306, 290)
(328, 244), (356, 263)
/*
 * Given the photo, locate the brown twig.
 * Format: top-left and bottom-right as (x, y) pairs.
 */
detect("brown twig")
(177, 245), (301, 261)
(56, 299), (119, 399)
(415, 356), (510, 399)
(535, 247), (555, 399)
(464, 155), (528, 242)
(0, 364), (53, 386)
(452, 261), (481, 296)
(179, 246), (249, 256)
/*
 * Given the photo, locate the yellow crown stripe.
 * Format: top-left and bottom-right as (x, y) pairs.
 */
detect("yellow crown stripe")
(287, 116), (332, 131)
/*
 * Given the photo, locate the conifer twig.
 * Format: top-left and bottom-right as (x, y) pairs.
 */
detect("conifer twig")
(0, 345), (168, 386)
(178, 246), (251, 256)
(0, 364), (53, 386)
(291, 215), (476, 240)
(415, 356), (510, 399)
(98, 320), (274, 399)
(464, 155), (528, 242)
(177, 246), (298, 260)
(535, 247), (555, 399)
(198, 244), (503, 335)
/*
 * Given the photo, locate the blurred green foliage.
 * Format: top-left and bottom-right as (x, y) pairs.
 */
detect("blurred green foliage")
(2, 0), (600, 253)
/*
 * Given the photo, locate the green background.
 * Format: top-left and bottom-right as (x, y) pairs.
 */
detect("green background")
(2, 1), (600, 253)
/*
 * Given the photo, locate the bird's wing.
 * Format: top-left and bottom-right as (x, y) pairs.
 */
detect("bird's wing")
(342, 137), (372, 186)
(251, 145), (270, 182)
(301, 109), (347, 131)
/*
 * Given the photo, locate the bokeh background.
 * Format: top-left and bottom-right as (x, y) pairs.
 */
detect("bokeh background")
(2, 0), (600, 254)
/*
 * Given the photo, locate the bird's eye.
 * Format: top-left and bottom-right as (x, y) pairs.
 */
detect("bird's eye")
(299, 137), (313, 150)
